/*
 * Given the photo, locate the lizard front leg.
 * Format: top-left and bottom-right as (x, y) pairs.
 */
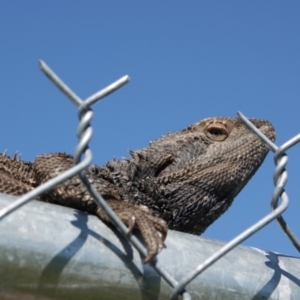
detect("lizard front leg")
(33, 153), (167, 262)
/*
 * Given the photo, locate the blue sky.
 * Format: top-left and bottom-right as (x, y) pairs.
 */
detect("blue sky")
(1, 2), (300, 258)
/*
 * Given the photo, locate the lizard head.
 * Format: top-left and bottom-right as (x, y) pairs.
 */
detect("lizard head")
(142, 117), (276, 234)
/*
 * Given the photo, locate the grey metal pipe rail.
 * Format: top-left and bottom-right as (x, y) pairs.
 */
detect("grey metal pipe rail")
(1, 193), (300, 300)
(0, 61), (299, 299)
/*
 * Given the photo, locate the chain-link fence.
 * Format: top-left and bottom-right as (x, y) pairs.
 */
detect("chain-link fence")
(0, 61), (299, 299)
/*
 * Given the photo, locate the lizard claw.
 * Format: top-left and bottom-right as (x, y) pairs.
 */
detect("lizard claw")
(126, 215), (136, 235)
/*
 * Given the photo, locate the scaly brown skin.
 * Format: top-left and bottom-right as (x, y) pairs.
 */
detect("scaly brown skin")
(0, 117), (275, 262)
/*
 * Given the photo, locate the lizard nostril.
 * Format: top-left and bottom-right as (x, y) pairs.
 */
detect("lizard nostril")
(247, 119), (276, 142)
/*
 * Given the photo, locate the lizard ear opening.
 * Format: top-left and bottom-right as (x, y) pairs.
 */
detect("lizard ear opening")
(205, 123), (229, 141)
(154, 154), (174, 177)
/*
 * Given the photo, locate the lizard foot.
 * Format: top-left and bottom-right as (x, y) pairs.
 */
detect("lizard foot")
(96, 200), (168, 263)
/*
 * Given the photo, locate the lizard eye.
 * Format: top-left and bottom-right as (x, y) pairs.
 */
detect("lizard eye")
(205, 124), (228, 141)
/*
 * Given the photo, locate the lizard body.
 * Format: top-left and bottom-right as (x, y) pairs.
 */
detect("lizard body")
(0, 117), (276, 262)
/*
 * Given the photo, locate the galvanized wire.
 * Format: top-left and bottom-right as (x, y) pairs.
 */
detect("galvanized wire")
(170, 112), (300, 299)
(0, 61), (187, 298)
(0, 61), (300, 300)
(238, 112), (300, 252)
(40, 61), (182, 289)
(0, 62), (129, 222)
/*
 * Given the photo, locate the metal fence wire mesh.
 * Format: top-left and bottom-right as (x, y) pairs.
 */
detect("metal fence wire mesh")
(0, 61), (300, 299)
